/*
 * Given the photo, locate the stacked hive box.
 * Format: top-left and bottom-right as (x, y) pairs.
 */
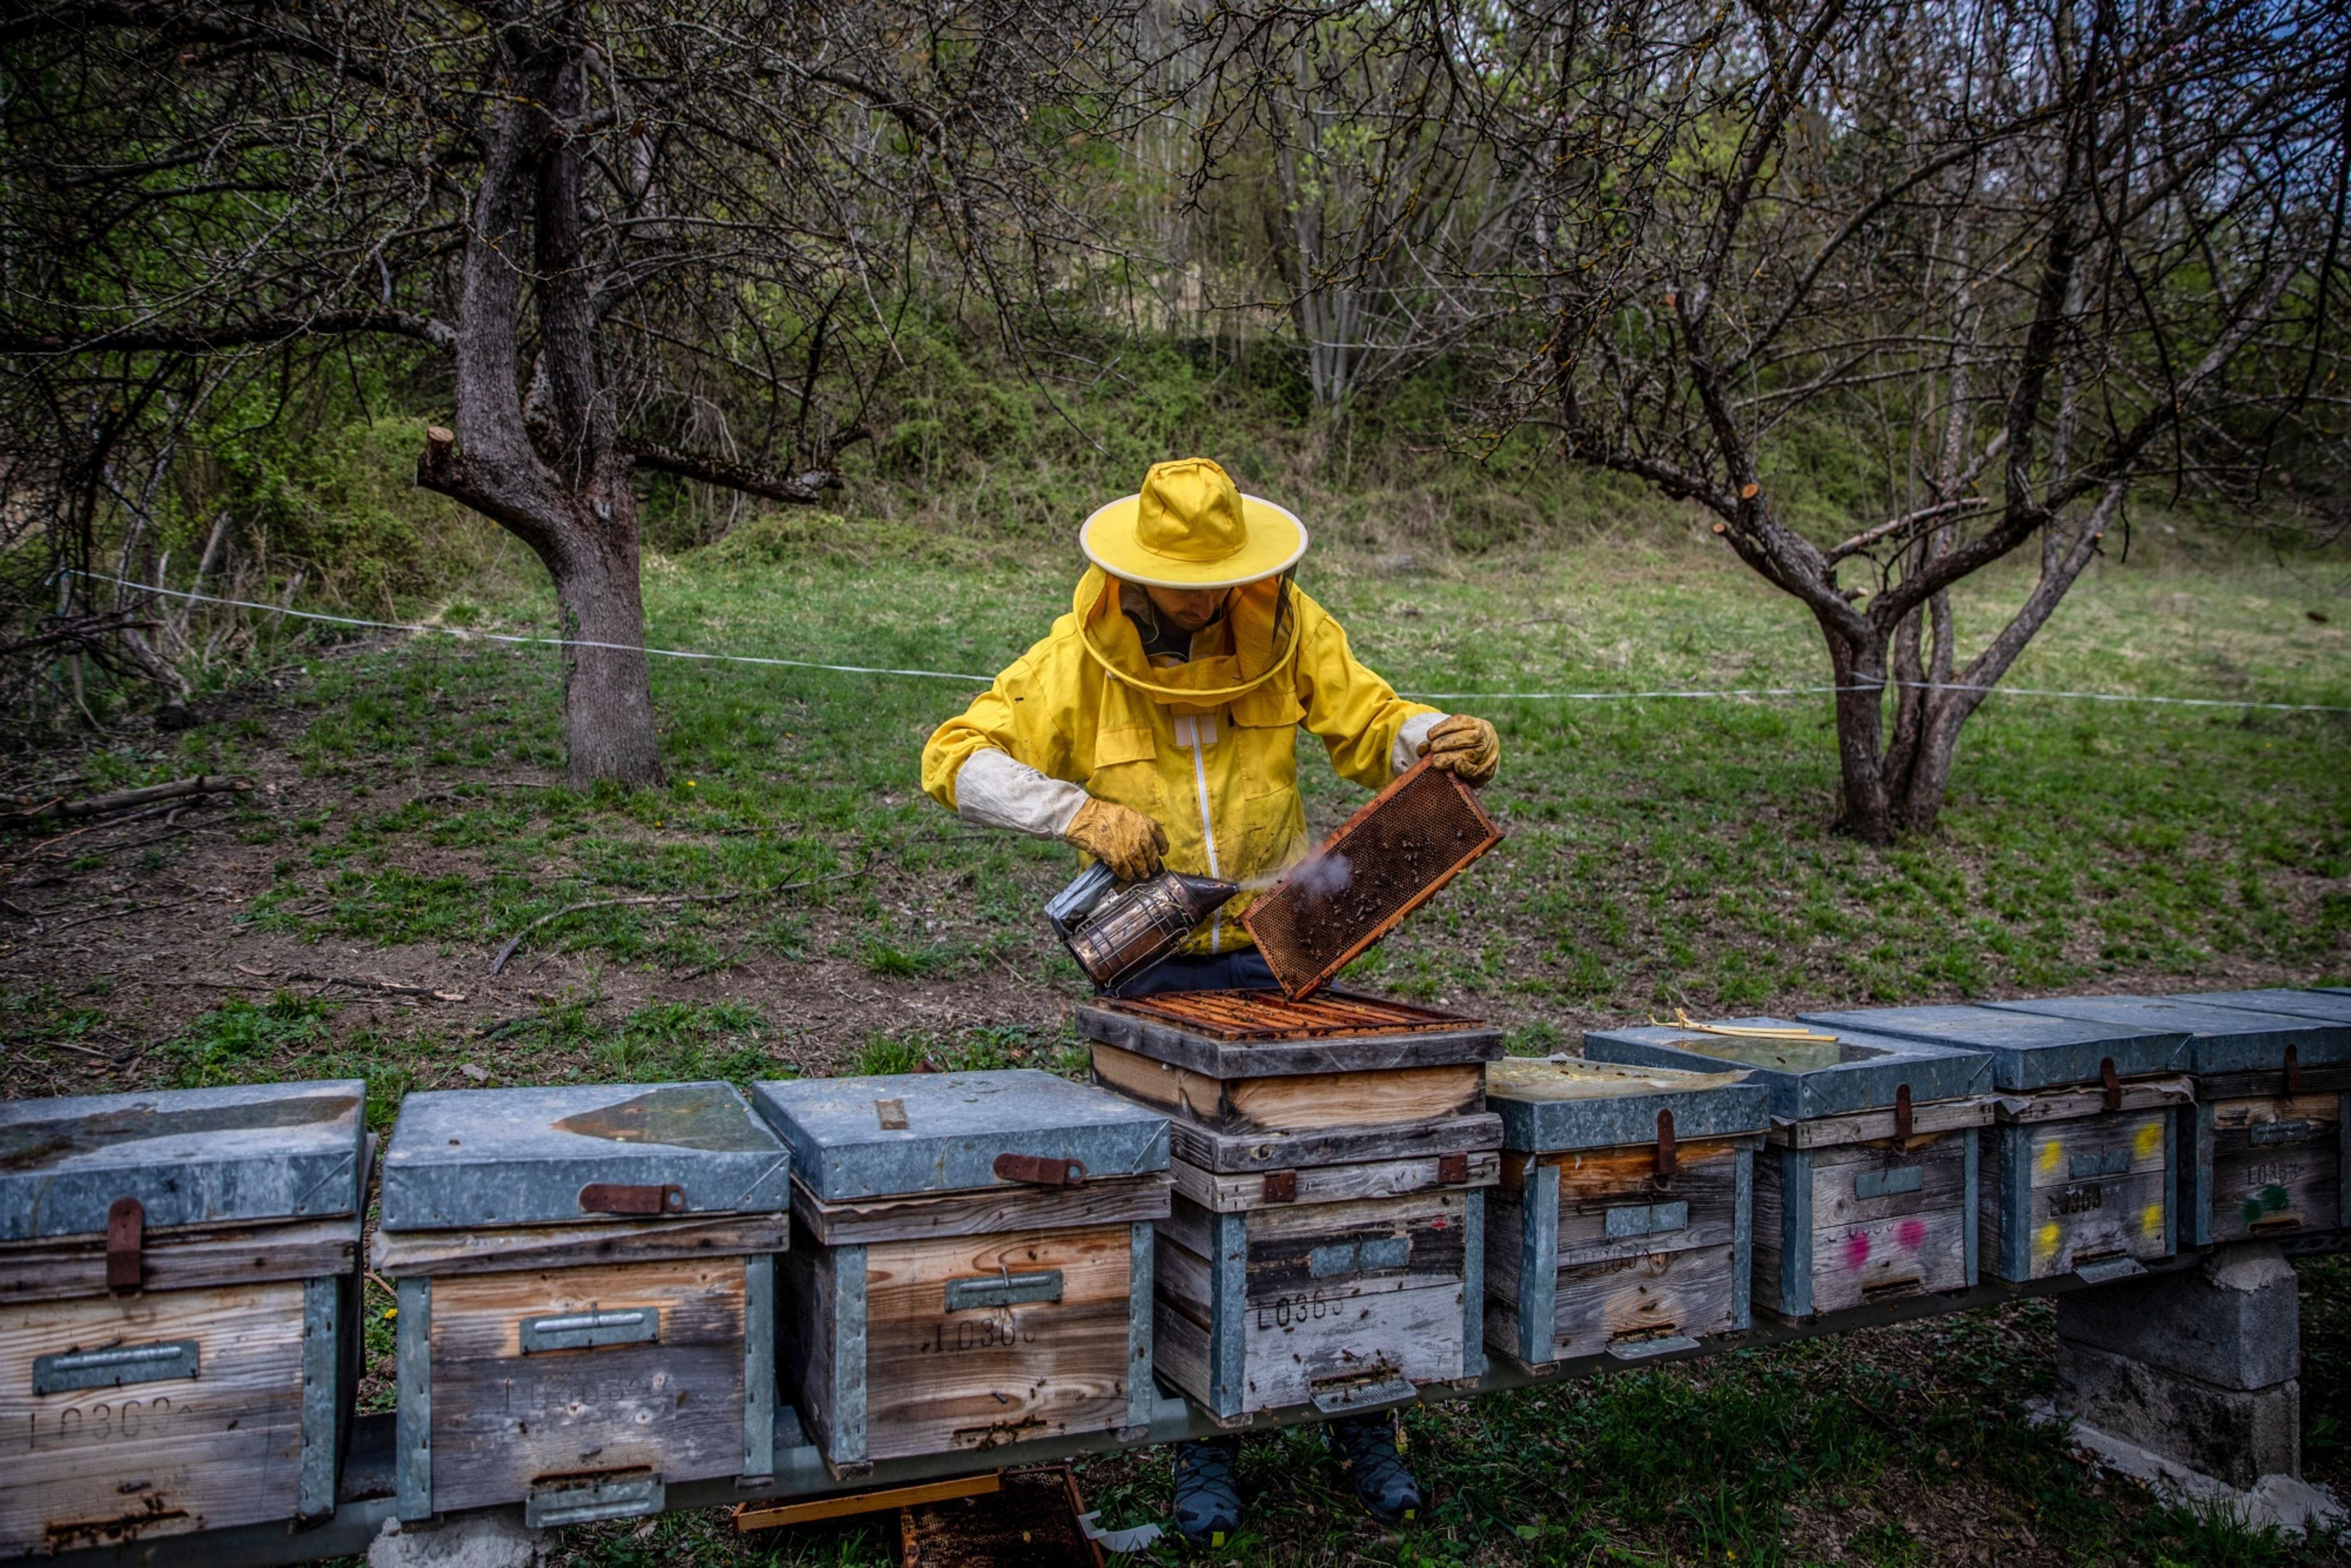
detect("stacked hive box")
(1798, 1004), (2190, 1282)
(2169, 988), (2351, 1241)
(752, 1071), (1168, 1475)
(0, 1081), (366, 1557)
(2007, 993), (2346, 1246)
(1482, 1058), (1770, 1370)
(1585, 1019), (1992, 1319)
(376, 1083), (790, 1527)
(1078, 991), (1502, 1423)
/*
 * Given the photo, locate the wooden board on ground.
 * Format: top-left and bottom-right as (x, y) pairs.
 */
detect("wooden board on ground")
(734, 1471), (1000, 1532)
(900, 1466), (1103, 1568)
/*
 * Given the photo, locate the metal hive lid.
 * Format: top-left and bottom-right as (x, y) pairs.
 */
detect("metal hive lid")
(1988, 994), (2347, 1075)
(378, 1082), (790, 1231)
(1798, 1004), (2188, 1090)
(1581, 1017), (1991, 1121)
(751, 1069), (1169, 1202)
(2165, 988), (2351, 1039)
(0, 1079), (365, 1242)
(1484, 1056), (1771, 1152)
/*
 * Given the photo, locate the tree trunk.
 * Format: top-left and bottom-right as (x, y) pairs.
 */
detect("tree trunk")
(1819, 614), (1897, 845)
(545, 470), (662, 791)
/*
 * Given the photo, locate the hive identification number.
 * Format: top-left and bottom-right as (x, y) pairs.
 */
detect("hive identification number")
(1255, 1290), (1358, 1330)
(24, 1394), (176, 1450)
(917, 1315), (1039, 1355)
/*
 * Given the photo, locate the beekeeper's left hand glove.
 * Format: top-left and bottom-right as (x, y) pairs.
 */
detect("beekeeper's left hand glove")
(1420, 714), (1500, 787)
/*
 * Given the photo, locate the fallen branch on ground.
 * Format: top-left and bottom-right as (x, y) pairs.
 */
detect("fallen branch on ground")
(1, 774), (249, 829)
(489, 864), (867, 975)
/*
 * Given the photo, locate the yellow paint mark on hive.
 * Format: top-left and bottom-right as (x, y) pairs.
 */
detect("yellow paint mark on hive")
(2134, 1122), (2163, 1161)
(2140, 1203), (2163, 1239)
(2035, 1221), (2063, 1262)
(2038, 1139), (2063, 1177)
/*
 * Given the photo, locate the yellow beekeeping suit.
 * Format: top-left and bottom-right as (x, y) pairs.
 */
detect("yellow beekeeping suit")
(921, 566), (1437, 952)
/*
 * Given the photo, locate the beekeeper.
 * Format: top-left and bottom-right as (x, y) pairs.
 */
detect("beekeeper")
(919, 456), (1499, 1544)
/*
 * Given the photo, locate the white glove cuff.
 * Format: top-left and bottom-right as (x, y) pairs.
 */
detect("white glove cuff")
(953, 748), (1090, 840)
(1392, 711), (1448, 781)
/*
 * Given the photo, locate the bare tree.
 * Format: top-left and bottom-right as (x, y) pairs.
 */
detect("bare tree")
(1453, 0), (2349, 841)
(2, 0), (1130, 783)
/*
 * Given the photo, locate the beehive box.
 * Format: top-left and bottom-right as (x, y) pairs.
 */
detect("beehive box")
(375, 1083), (790, 1527)
(2018, 994), (2347, 1246)
(1801, 1004), (2191, 1283)
(752, 1071), (1168, 1473)
(1482, 1058), (1770, 1370)
(1585, 1019), (1992, 1319)
(1078, 992), (1501, 1422)
(0, 1081), (366, 1557)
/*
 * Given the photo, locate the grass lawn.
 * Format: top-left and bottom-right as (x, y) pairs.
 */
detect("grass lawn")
(0, 516), (2344, 1565)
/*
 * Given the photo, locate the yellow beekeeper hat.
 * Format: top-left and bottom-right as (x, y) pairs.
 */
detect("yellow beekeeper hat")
(1080, 458), (1308, 590)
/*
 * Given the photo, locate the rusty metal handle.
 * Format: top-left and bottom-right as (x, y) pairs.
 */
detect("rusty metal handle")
(2285, 1045), (2302, 1096)
(1894, 1084), (1913, 1140)
(1261, 1169), (1298, 1203)
(2099, 1058), (2121, 1113)
(579, 1183), (687, 1216)
(1654, 1109), (1677, 1179)
(106, 1195), (143, 1294)
(992, 1153), (1087, 1186)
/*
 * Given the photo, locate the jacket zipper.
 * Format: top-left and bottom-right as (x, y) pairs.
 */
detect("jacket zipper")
(1180, 713), (1223, 954)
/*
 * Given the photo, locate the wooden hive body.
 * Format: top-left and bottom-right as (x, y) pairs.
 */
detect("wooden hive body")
(2089, 993), (2351, 1247)
(1482, 1058), (1768, 1370)
(0, 1081), (367, 1558)
(1586, 1018), (1993, 1318)
(374, 1082), (792, 1527)
(753, 1071), (1170, 1475)
(1804, 1003), (2192, 1283)
(1077, 992), (1501, 1422)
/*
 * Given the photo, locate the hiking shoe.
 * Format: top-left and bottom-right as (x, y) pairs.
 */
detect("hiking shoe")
(1326, 1411), (1423, 1526)
(1171, 1435), (1243, 1547)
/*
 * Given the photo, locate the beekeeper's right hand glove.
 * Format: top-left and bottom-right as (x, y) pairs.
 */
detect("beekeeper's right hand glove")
(1064, 798), (1168, 881)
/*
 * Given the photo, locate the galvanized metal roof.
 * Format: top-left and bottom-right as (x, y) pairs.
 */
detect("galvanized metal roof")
(752, 1069), (1168, 1202)
(1991, 994), (2346, 1075)
(1582, 1017), (1990, 1120)
(1484, 1057), (1770, 1151)
(1796, 1003), (2188, 1090)
(379, 1082), (789, 1231)
(0, 1079), (365, 1241)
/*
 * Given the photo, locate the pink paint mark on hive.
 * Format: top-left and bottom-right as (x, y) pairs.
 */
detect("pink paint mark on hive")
(1899, 1218), (1928, 1251)
(1844, 1233), (1872, 1270)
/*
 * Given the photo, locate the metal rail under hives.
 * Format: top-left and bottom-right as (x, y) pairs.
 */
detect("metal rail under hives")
(46, 1230), (2343, 1568)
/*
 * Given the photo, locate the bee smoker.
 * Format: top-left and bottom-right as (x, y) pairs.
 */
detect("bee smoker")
(1045, 862), (1241, 992)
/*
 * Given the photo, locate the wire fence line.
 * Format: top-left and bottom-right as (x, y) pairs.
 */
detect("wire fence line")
(68, 571), (2351, 715)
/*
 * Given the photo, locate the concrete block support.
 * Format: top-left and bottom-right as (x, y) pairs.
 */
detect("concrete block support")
(2055, 1243), (2302, 1491)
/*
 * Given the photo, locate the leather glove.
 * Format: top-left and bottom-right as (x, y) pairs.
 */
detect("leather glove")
(1064, 798), (1168, 880)
(1420, 714), (1500, 786)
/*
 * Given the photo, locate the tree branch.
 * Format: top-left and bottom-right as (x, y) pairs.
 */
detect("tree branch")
(620, 438), (841, 505)
(0, 309), (455, 356)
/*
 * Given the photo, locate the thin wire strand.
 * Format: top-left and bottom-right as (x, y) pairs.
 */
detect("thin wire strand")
(72, 573), (2351, 714)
